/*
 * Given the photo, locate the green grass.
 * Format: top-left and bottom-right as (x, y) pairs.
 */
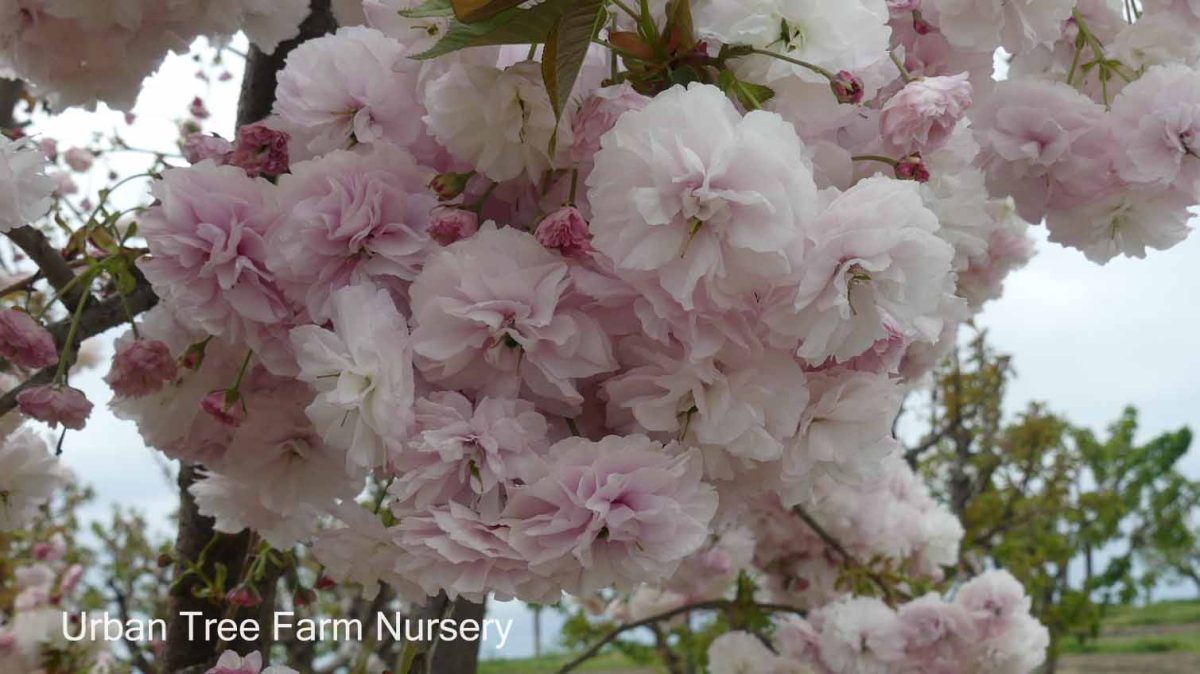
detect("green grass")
(1062, 632), (1200, 656)
(479, 651), (651, 674)
(1103, 599), (1200, 627)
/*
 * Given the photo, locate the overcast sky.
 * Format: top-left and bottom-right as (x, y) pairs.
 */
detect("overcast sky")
(20, 45), (1200, 660)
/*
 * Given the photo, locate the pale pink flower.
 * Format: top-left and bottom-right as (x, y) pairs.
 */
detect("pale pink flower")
(1045, 190), (1193, 264)
(0, 136), (56, 231)
(927, 0), (1076, 52)
(105, 339), (178, 398)
(205, 649), (297, 674)
(971, 79), (1113, 223)
(0, 309), (58, 369)
(427, 206), (479, 246)
(290, 284), (416, 473)
(395, 501), (556, 602)
(587, 83), (818, 310)
(1111, 63), (1200, 192)
(954, 570), (1033, 640)
(568, 82), (650, 165)
(816, 597), (905, 674)
(219, 379), (358, 513)
(183, 133), (233, 165)
(880, 74), (972, 153)
(0, 428), (70, 531)
(390, 392), (550, 519)
(767, 177), (958, 365)
(17, 384), (92, 430)
(707, 631), (783, 674)
(273, 27), (426, 156)
(424, 61), (571, 183)
(138, 161), (293, 351)
(63, 147), (93, 172)
(535, 206), (592, 258)
(190, 471), (321, 549)
(503, 435), (718, 594)
(409, 224), (616, 414)
(898, 594), (978, 667)
(271, 145), (435, 321)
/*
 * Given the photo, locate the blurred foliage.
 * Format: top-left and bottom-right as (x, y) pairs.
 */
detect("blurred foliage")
(913, 327), (1198, 670)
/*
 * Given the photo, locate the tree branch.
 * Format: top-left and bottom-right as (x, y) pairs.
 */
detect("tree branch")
(6, 225), (91, 312)
(110, 579), (160, 674)
(555, 600), (806, 674)
(0, 276), (158, 416)
(792, 504), (909, 604)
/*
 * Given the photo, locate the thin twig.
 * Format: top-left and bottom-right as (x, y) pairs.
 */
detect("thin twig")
(555, 599), (805, 674)
(793, 504), (908, 604)
(6, 225), (90, 312)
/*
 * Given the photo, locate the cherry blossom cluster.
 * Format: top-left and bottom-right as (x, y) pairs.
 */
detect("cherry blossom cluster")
(706, 570), (1049, 674)
(2, 1), (1195, 672)
(0, 533), (111, 674)
(0, 0), (311, 110)
(99, 0), (1048, 666)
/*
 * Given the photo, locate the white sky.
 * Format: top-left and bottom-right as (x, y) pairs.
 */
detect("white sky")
(18, 43), (1200, 660)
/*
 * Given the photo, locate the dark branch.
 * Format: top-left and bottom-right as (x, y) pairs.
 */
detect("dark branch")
(0, 277), (158, 416)
(109, 579), (159, 674)
(793, 504), (909, 604)
(6, 225), (90, 312)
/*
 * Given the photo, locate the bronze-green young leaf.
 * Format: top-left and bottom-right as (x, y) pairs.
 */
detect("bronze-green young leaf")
(413, 0), (582, 60)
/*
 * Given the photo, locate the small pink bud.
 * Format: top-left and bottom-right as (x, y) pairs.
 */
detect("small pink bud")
(225, 586), (260, 608)
(0, 308), (59, 369)
(16, 384), (92, 430)
(189, 97), (210, 120)
(913, 13), (933, 35)
(830, 70), (865, 105)
(427, 206), (479, 246)
(227, 122), (290, 178)
(535, 206), (592, 258)
(201, 390), (245, 427)
(182, 133), (233, 165)
(105, 339), (179, 398)
(293, 588), (318, 607)
(430, 171), (473, 200)
(895, 152), (931, 182)
(314, 575), (337, 591)
(64, 147), (94, 172)
(39, 138), (58, 161)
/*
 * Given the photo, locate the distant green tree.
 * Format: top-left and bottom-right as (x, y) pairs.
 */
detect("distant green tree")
(909, 329), (1197, 672)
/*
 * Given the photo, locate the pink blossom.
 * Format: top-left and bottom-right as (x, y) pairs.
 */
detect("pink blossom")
(568, 82), (650, 165)
(138, 161), (293, 352)
(63, 147), (93, 172)
(880, 74), (972, 152)
(535, 206), (592, 258)
(0, 308), (58, 369)
(205, 650), (297, 674)
(409, 224), (617, 414)
(427, 205), (479, 246)
(105, 338), (178, 398)
(270, 145), (435, 321)
(587, 83), (818, 311)
(816, 597), (905, 674)
(830, 70), (865, 104)
(954, 569), (1033, 639)
(390, 392), (550, 519)
(1111, 63), (1200, 192)
(898, 594), (978, 666)
(16, 384), (93, 430)
(971, 79), (1113, 223)
(182, 133), (233, 165)
(395, 501), (555, 602)
(503, 435), (718, 594)
(201, 391), (246, 428)
(227, 122), (291, 178)
(189, 96), (210, 119)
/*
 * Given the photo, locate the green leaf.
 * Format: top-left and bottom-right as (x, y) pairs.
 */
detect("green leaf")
(717, 69), (774, 110)
(450, 0), (527, 23)
(412, 0), (581, 60)
(542, 0), (606, 121)
(398, 0), (455, 18)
